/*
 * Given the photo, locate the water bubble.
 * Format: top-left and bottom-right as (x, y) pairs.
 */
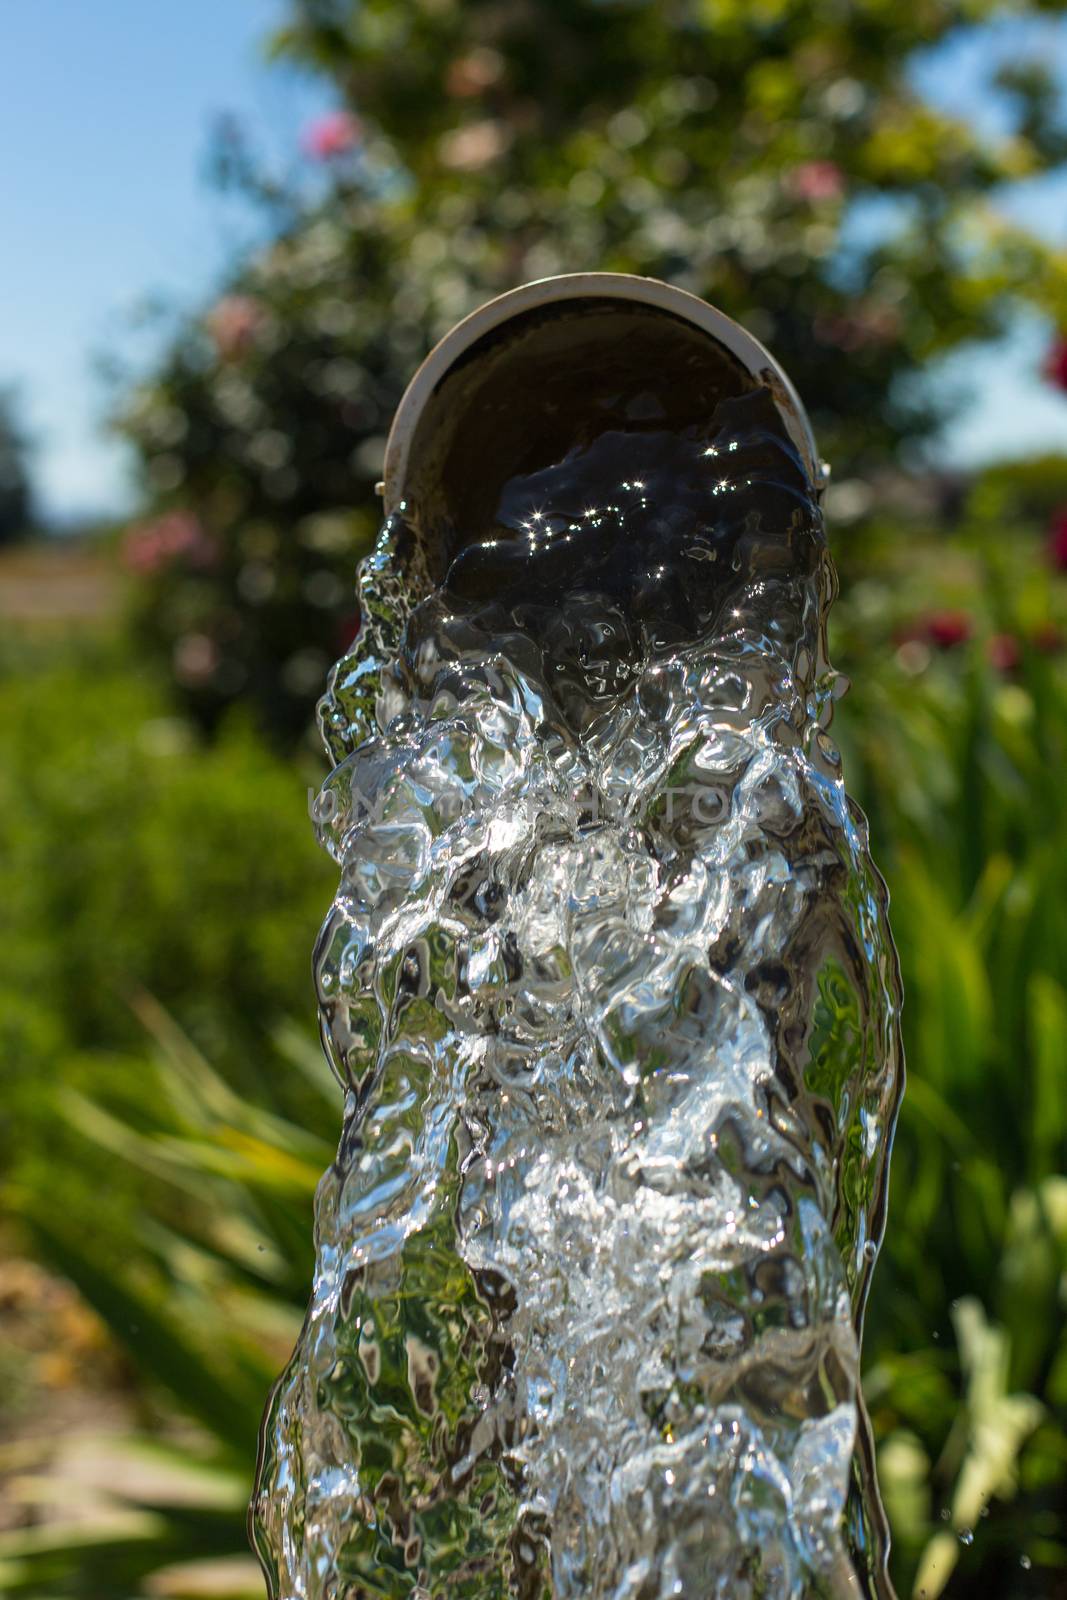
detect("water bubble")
(959, 1529), (973, 1547)
(1020, 1554), (1032, 1570)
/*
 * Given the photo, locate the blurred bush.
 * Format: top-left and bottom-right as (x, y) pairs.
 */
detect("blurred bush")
(0, 639), (332, 1101)
(0, 637), (333, 1592)
(1, 996), (329, 1600)
(115, 0), (1067, 742)
(830, 488), (1067, 1596)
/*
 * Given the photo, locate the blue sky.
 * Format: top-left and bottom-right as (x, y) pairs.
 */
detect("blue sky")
(2, 0), (330, 519)
(1, 4), (1065, 521)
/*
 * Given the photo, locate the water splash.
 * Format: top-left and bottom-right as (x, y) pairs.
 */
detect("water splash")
(252, 386), (903, 1599)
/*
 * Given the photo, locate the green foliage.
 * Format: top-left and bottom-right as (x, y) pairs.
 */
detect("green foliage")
(970, 454), (1067, 525)
(2, 1000), (331, 1598)
(0, 637), (333, 1119)
(0, 639), (339, 1582)
(828, 489), (1067, 1595)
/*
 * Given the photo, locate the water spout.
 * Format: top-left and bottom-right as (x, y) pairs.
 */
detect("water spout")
(252, 274), (903, 1599)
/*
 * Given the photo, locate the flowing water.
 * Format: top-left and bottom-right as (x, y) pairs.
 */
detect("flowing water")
(251, 380), (903, 1599)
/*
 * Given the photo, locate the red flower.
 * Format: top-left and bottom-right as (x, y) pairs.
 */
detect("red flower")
(206, 295), (265, 361)
(987, 633), (1020, 673)
(122, 512), (216, 576)
(334, 610), (362, 652)
(787, 160), (845, 203)
(1047, 508), (1067, 571)
(1043, 335), (1067, 393)
(926, 610), (972, 649)
(302, 111), (362, 161)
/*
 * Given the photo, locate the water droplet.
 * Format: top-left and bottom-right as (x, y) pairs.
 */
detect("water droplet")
(959, 1528), (973, 1547)
(1020, 1553), (1031, 1569)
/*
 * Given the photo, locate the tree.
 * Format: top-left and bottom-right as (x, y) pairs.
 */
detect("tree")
(0, 385), (34, 544)
(267, 0), (1067, 465)
(118, 0), (1067, 739)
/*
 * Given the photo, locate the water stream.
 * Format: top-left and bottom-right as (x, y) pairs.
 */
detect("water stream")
(251, 379), (903, 1599)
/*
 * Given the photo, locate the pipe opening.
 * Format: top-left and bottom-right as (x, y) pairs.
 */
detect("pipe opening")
(398, 297), (760, 585)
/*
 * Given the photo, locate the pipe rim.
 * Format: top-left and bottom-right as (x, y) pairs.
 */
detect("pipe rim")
(380, 272), (823, 516)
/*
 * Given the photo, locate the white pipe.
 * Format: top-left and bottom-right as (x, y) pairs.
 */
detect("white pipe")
(380, 272), (826, 515)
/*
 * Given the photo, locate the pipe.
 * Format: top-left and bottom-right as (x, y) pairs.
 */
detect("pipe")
(380, 273), (826, 515)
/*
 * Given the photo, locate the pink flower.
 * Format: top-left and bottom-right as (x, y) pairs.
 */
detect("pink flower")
(926, 610), (972, 650)
(787, 160), (845, 203)
(987, 633), (1020, 673)
(813, 303), (900, 351)
(1047, 508), (1067, 571)
(1043, 335), (1067, 393)
(173, 633), (220, 688)
(437, 118), (509, 172)
(302, 110), (362, 161)
(206, 295), (265, 361)
(445, 47), (505, 99)
(122, 512), (216, 576)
